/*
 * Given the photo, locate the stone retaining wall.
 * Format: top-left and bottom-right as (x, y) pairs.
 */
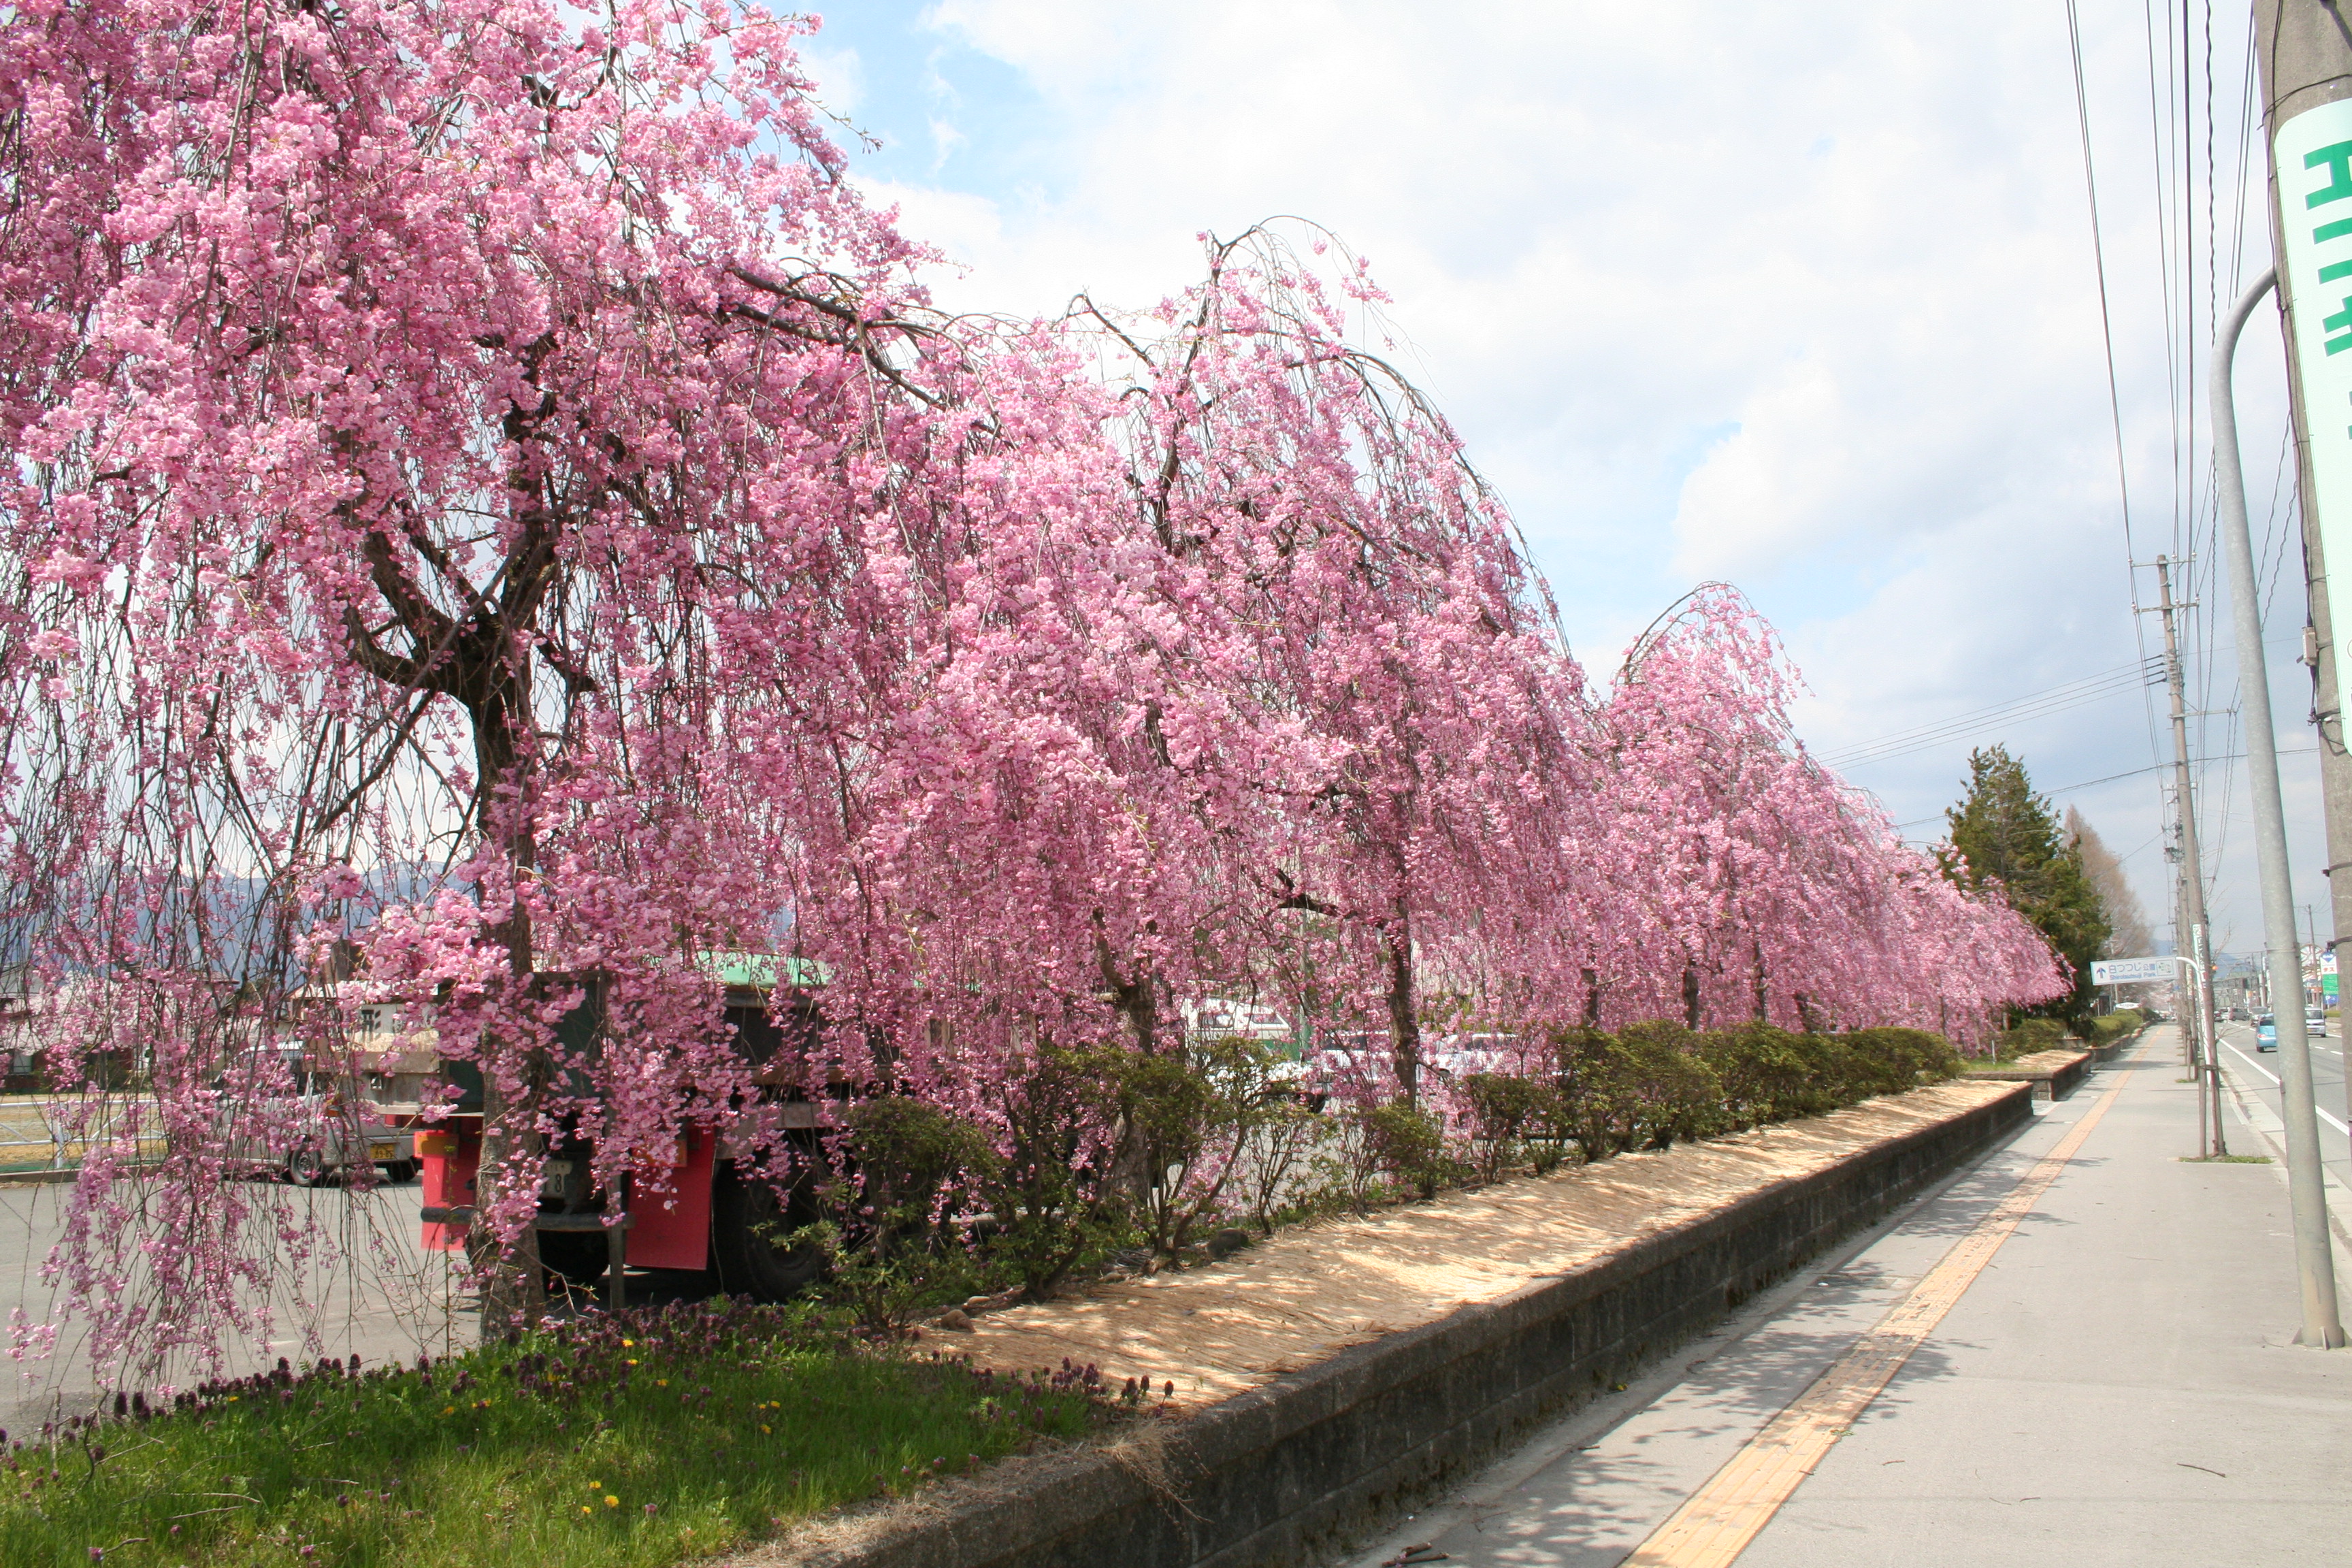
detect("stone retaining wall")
(1965, 1047), (2091, 1100)
(756, 1079), (2034, 1568)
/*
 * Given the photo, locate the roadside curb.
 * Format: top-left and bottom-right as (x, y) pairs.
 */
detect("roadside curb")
(747, 1081), (2035, 1568)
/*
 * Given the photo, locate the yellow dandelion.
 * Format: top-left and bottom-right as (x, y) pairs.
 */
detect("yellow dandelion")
(604, 1495), (619, 1509)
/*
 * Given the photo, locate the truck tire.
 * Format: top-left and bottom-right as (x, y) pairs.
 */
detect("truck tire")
(708, 1164), (827, 1302)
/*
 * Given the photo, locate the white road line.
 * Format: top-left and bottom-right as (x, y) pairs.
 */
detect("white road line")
(2223, 1039), (2281, 1085)
(2221, 1040), (2352, 1135)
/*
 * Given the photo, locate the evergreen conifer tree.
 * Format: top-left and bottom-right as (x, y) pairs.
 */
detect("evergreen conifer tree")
(1941, 747), (2110, 1023)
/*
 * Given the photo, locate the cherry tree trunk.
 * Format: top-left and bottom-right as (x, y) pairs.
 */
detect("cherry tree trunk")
(1387, 915), (1421, 1107)
(468, 672), (549, 1335)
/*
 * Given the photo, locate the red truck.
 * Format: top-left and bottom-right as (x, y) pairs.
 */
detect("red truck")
(385, 956), (831, 1303)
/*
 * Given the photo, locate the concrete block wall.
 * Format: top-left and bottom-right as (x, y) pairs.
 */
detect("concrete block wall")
(775, 1081), (2034, 1568)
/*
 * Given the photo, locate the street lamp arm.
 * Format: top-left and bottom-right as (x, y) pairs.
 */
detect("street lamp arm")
(2212, 264), (2347, 1347)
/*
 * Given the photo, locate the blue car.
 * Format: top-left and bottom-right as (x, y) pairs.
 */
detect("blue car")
(2257, 1014), (2278, 1051)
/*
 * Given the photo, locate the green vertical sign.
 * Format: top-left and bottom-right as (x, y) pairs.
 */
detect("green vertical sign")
(2276, 100), (2352, 666)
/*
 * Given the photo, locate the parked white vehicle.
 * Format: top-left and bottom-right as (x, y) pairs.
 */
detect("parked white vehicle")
(217, 1048), (417, 1186)
(1183, 998), (1297, 1048)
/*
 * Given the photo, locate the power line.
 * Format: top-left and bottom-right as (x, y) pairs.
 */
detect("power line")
(1819, 658), (2164, 771)
(1820, 631), (2297, 775)
(2072, 0), (2172, 784)
(1891, 744), (2320, 831)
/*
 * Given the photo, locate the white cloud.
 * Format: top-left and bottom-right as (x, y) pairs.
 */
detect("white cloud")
(925, 115), (967, 167)
(832, 0), (2307, 945)
(795, 42), (865, 117)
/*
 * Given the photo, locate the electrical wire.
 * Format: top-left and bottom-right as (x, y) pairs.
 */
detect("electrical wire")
(1820, 659), (2166, 772)
(1891, 743), (2319, 832)
(2071, 0), (2172, 787)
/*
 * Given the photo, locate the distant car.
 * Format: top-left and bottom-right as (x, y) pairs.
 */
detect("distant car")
(2307, 1008), (2329, 1039)
(2257, 1014), (2278, 1052)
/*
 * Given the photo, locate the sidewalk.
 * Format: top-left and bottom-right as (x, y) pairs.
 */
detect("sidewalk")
(1348, 1028), (2352, 1567)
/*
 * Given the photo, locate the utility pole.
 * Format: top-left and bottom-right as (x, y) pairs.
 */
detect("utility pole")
(2157, 557), (2226, 1156)
(2257, 0), (2352, 1149)
(2307, 902), (2321, 1005)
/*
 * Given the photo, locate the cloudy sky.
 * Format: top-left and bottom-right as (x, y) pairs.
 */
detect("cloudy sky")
(794, 0), (2321, 959)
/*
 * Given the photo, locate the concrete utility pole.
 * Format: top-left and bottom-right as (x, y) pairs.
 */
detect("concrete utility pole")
(2257, 0), (2352, 1145)
(2156, 556), (2227, 1156)
(2215, 267), (2346, 1346)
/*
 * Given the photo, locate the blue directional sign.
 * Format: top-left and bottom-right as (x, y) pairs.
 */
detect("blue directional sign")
(2090, 957), (2181, 985)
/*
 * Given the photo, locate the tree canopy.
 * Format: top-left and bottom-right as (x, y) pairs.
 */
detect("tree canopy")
(2065, 806), (2154, 962)
(0, 0), (2065, 1376)
(1942, 749), (2109, 1021)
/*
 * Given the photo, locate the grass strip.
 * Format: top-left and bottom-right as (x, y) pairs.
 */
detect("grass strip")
(2, 1297), (1120, 1568)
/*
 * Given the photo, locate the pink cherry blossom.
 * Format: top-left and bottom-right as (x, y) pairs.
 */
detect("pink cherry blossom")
(0, 2), (2061, 1384)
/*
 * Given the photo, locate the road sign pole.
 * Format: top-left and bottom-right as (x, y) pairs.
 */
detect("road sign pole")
(2215, 265), (2347, 1347)
(2256, 0), (2352, 1151)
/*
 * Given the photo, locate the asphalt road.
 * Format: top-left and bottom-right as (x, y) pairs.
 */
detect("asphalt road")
(2212, 1017), (2351, 1201)
(0, 1171), (737, 1438)
(0, 1177), (470, 1437)
(1347, 1028), (2352, 1567)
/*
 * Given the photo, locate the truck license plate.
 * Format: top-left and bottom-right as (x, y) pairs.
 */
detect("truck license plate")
(370, 1143), (395, 1160)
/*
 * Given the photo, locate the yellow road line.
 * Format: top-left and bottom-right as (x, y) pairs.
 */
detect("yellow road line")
(1622, 1070), (2134, 1568)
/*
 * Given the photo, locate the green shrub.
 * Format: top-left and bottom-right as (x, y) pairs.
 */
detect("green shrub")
(1615, 1022), (1727, 1147)
(777, 1219), (979, 1335)
(787, 1098), (999, 1332)
(1835, 1027), (1965, 1094)
(1237, 1090), (1335, 1232)
(977, 1045), (1138, 1301)
(1109, 1036), (1284, 1259)
(1458, 1072), (1561, 1181)
(2082, 1008), (2146, 1044)
(1699, 1023), (1837, 1128)
(836, 1096), (998, 1256)
(1358, 1100), (1464, 1200)
(1549, 1023), (1721, 1162)
(1994, 1017), (2070, 1059)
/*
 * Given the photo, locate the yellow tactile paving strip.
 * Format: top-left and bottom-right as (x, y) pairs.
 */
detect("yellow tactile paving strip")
(1620, 1066), (2134, 1568)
